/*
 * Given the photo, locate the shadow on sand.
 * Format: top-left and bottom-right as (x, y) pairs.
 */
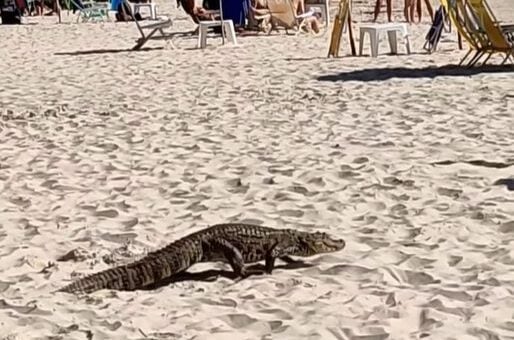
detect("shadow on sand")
(141, 260), (314, 291)
(316, 64), (514, 82)
(54, 47), (164, 56)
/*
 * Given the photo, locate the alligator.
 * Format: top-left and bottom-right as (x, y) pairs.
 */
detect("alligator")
(57, 223), (346, 294)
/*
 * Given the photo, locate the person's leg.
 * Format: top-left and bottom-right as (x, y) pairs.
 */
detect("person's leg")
(373, 0), (382, 22)
(408, 0), (415, 22)
(386, 0), (392, 22)
(403, 0), (410, 22)
(295, 0), (305, 15)
(416, 0), (422, 23)
(36, 0), (43, 15)
(424, 0), (434, 22)
(302, 17), (317, 33)
(309, 16), (320, 33)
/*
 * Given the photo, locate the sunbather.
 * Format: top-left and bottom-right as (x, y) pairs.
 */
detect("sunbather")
(250, 0), (321, 34)
(248, 0), (268, 29)
(290, 0), (321, 33)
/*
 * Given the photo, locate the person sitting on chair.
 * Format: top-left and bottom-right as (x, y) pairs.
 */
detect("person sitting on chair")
(294, 0), (321, 34)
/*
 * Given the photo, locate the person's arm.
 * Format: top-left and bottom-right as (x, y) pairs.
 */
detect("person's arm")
(291, 0), (303, 14)
(297, 0), (305, 14)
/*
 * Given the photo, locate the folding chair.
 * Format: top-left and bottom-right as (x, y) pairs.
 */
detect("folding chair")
(465, 0), (514, 66)
(423, 6), (447, 53)
(69, 0), (109, 22)
(122, 0), (180, 50)
(258, 0), (317, 35)
(440, 0), (484, 66)
(132, 18), (175, 50)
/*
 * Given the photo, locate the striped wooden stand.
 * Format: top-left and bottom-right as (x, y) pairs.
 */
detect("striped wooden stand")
(327, 0), (356, 57)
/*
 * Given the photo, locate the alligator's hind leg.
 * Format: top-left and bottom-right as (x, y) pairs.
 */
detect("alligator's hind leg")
(210, 239), (248, 277)
(211, 239), (267, 280)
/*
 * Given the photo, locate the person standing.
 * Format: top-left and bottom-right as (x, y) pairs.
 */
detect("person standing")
(406, 0), (434, 23)
(373, 0), (392, 22)
(404, 0), (414, 22)
(416, 0), (434, 22)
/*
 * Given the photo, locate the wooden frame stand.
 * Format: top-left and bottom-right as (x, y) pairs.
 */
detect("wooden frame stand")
(327, 0), (356, 57)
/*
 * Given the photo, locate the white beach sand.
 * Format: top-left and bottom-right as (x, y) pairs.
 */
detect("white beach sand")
(0, 0), (513, 339)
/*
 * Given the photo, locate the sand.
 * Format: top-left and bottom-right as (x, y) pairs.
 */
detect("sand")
(0, 0), (513, 339)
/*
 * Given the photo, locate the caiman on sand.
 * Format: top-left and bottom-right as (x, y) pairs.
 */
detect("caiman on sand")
(58, 223), (346, 294)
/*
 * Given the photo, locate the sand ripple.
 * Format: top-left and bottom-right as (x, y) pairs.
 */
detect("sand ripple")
(0, 0), (513, 338)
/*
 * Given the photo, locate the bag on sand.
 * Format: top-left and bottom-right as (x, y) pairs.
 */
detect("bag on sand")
(0, 0), (22, 24)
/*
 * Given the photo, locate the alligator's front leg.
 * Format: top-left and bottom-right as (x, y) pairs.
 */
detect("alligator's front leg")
(210, 239), (251, 278)
(265, 244), (298, 274)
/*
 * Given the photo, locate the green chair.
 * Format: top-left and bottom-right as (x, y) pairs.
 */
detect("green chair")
(68, 0), (109, 22)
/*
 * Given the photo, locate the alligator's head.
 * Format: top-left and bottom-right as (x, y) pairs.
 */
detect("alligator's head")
(293, 231), (346, 257)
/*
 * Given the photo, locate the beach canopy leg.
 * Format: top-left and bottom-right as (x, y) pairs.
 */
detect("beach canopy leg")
(328, 0), (356, 57)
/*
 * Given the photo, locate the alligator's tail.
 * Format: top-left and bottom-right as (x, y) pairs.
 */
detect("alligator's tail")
(57, 255), (184, 294)
(58, 238), (204, 294)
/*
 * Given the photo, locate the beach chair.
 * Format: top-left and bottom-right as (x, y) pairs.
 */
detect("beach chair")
(122, 0), (178, 50)
(259, 0), (316, 35)
(440, 0), (485, 66)
(423, 6), (447, 53)
(465, 0), (514, 65)
(69, 0), (109, 22)
(441, 0), (513, 66)
(132, 17), (175, 49)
